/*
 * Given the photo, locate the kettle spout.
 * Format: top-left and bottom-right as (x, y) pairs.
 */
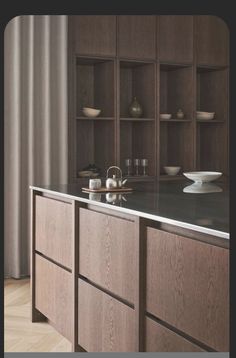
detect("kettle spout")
(121, 179), (127, 187)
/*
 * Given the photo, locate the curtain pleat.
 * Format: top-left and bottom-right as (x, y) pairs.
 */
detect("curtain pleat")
(4, 15), (68, 278)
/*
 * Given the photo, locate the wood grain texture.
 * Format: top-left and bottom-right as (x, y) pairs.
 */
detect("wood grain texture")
(159, 16), (194, 63)
(79, 208), (135, 303)
(196, 15), (229, 66)
(118, 16), (156, 60)
(78, 279), (135, 352)
(35, 255), (73, 342)
(146, 227), (229, 351)
(146, 317), (205, 352)
(73, 15), (116, 56)
(35, 195), (73, 269)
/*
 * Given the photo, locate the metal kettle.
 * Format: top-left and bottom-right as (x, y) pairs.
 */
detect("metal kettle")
(105, 166), (127, 189)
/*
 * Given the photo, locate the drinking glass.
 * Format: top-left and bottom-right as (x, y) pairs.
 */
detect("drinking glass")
(125, 159), (132, 176)
(141, 159), (148, 176)
(134, 159), (140, 176)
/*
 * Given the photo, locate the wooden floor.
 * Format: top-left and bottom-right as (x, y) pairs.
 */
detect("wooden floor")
(4, 278), (72, 352)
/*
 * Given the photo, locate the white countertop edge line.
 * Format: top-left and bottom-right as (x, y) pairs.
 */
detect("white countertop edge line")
(30, 186), (230, 240)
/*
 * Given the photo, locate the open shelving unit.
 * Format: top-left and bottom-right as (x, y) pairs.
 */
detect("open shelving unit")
(68, 16), (229, 184)
(196, 66), (228, 175)
(119, 60), (156, 178)
(75, 57), (116, 178)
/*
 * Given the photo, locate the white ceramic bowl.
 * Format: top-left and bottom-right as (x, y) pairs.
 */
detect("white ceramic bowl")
(160, 113), (172, 120)
(183, 171), (222, 183)
(82, 107), (101, 118)
(183, 182), (222, 194)
(196, 111), (215, 120)
(164, 166), (181, 176)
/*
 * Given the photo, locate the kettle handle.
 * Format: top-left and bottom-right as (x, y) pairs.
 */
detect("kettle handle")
(106, 166), (122, 179)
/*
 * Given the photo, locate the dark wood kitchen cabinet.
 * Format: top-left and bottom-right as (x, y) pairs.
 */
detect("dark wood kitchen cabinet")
(73, 16), (116, 57)
(31, 190), (229, 352)
(118, 15), (156, 60)
(159, 15), (194, 64)
(68, 15), (229, 183)
(146, 226), (229, 352)
(196, 16), (229, 67)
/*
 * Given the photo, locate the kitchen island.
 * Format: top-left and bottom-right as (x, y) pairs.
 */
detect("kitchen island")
(30, 181), (229, 352)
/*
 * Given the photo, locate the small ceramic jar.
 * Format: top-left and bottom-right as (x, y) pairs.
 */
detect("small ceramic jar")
(176, 109), (184, 119)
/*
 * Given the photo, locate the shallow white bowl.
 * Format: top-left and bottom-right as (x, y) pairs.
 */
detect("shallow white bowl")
(82, 107), (101, 118)
(160, 113), (172, 120)
(164, 166), (181, 176)
(183, 171), (222, 183)
(196, 111), (215, 120)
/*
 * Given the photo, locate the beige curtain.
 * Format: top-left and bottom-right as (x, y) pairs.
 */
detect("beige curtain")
(4, 15), (68, 278)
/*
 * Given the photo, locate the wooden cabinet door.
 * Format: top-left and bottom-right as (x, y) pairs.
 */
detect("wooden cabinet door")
(146, 227), (229, 351)
(118, 16), (156, 59)
(35, 254), (72, 341)
(79, 208), (135, 303)
(146, 317), (204, 352)
(159, 15), (193, 63)
(78, 279), (135, 352)
(35, 196), (72, 269)
(196, 16), (229, 66)
(73, 15), (116, 57)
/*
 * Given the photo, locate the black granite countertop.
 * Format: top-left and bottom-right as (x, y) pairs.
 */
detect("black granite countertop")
(30, 180), (229, 240)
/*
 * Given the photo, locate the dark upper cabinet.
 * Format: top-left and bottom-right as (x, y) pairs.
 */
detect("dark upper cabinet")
(196, 16), (229, 66)
(118, 16), (156, 60)
(159, 16), (194, 64)
(73, 16), (116, 57)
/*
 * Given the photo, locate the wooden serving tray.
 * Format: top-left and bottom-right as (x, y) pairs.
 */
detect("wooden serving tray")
(82, 187), (133, 193)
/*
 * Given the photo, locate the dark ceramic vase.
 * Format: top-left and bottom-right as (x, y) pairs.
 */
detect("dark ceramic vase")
(129, 96), (143, 118)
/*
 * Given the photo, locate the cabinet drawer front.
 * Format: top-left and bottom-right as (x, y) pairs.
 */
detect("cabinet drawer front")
(79, 208), (135, 303)
(35, 196), (72, 269)
(35, 254), (72, 341)
(146, 317), (204, 352)
(78, 279), (135, 352)
(146, 227), (229, 351)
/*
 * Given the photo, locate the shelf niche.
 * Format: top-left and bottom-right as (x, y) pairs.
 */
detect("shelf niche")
(119, 61), (155, 119)
(76, 120), (115, 178)
(160, 64), (193, 120)
(197, 67), (228, 122)
(160, 122), (194, 175)
(120, 121), (156, 177)
(197, 123), (228, 174)
(76, 57), (115, 118)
